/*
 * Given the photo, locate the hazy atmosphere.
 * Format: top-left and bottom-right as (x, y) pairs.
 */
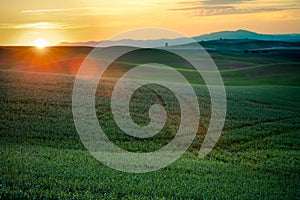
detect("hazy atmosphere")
(1, 0), (300, 45)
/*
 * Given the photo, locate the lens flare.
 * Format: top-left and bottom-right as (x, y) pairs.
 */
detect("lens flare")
(32, 38), (49, 49)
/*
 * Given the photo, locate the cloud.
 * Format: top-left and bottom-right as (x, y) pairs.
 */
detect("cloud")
(200, 0), (252, 5)
(171, 5), (234, 11)
(20, 6), (145, 16)
(15, 22), (64, 29)
(171, 0), (297, 16)
(170, 6), (284, 14)
(12, 22), (85, 30)
(21, 8), (89, 13)
(177, 0), (252, 5)
(192, 7), (284, 16)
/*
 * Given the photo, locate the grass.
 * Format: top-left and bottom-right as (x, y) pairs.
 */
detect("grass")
(0, 68), (300, 199)
(0, 41), (300, 198)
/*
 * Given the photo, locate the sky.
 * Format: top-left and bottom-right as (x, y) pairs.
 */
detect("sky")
(1, 0), (300, 45)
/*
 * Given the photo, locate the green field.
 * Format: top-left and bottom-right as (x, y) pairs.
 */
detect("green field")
(0, 42), (300, 199)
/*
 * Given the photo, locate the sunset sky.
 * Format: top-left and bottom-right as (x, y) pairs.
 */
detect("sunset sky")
(1, 0), (300, 46)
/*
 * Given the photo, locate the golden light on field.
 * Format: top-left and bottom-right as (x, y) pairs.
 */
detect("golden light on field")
(32, 38), (49, 49)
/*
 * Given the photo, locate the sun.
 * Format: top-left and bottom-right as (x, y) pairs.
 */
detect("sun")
(32, 38), (49, 49)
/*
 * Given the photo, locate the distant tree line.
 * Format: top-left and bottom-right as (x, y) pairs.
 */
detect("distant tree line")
(244, 49), (269, 54)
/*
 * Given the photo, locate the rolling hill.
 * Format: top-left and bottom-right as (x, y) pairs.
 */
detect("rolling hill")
(0, 39), (299, 86)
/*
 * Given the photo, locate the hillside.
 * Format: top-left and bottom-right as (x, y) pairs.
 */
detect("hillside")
(0, 39), (299, 86)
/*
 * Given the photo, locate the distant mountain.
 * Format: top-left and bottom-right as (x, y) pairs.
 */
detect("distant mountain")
(58, 38), (192, 48)
(194, 29), (300, 42)
(57, 30), (300, 47)
(58, 41), (100, 47)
